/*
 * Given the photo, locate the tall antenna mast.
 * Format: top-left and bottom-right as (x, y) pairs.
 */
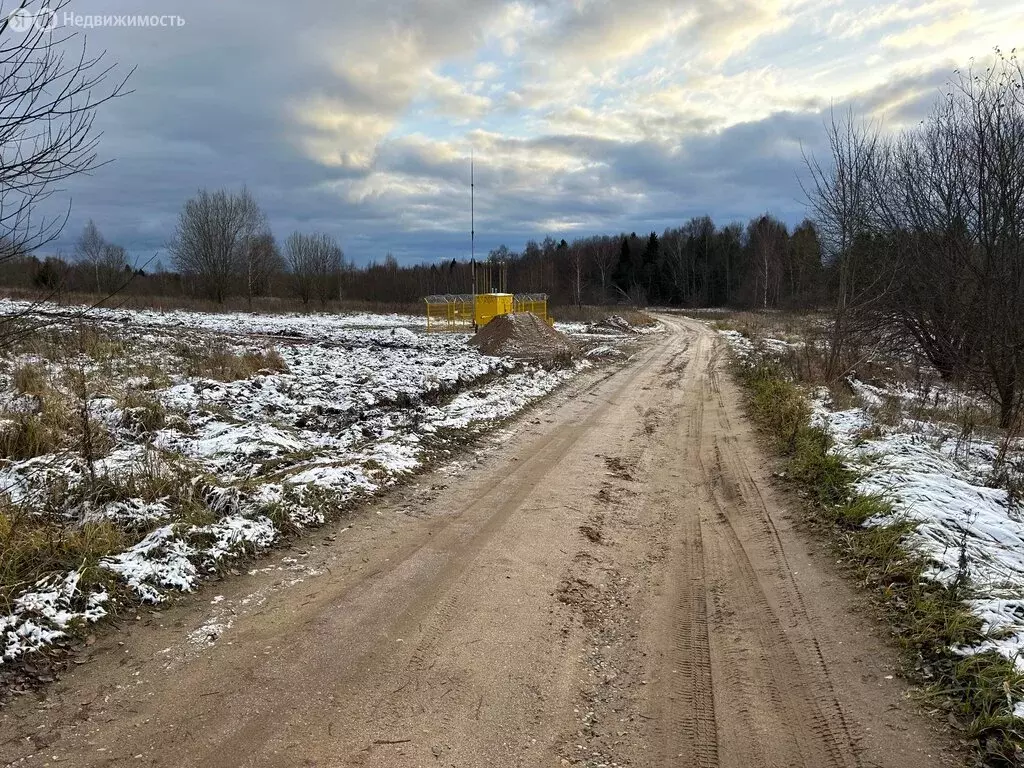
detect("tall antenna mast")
(470, 151), (477, 295)
(471, 150), (475, 266)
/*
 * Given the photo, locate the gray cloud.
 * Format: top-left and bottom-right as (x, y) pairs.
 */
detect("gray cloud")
(24, 0), (1013, 266)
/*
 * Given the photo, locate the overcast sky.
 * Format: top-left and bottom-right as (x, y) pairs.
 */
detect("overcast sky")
(32, 0), (1024, 265)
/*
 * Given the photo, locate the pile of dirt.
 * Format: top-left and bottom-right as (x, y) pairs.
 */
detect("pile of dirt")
(470, 312), (574, 361)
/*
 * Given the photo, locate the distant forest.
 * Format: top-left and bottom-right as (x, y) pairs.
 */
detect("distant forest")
(359, 215), (823, 309)
(1, 213), (825, 311)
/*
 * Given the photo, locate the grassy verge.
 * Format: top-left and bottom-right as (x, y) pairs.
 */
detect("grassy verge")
(737, 360), (1024, 766)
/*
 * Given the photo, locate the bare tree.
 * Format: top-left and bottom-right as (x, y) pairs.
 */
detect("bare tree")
(243, 231), (282, 307)
(591, 237), (617, 303)
(97, 243), (128, 291)
(0, 1), (130, 350)
(803, 110), (891, 380)
(314, 239), (345, 307)
(0, 0), (132, 261)
(747, 215), (787, 309)
(285, 232), (344, 307)
(74, 220), (127, 293)
(921, 59), (1024, 427)
(625, 282), (647, 308)
(75, 219), (103, 269)
(859, 58), (1024, 426)
(807, 56), (1024, 427)
(663, 230), (689, 306)
(567, 242), (585, 307)
(285, 233), (315, 306)
(169, 188), (266, 303)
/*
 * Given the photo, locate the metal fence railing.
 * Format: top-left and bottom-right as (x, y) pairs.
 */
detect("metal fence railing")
(424, 294), (476, 332)
(424, 293), (550, 331)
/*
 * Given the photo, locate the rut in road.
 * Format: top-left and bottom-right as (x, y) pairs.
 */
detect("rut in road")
(0, 317), (955, 768)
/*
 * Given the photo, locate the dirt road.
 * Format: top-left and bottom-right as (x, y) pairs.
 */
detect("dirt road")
(1, 317), (955, 767)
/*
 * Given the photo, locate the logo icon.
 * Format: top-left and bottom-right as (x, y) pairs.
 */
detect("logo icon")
(7, 8), (36, 32)
(7, 7), (55, 33)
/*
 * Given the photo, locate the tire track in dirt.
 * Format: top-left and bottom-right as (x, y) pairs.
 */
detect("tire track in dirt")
(644, 329), (720, 768)
(709, 435), (863, 764)
(701, 342), (862, 764)
(322, 333), (689, 766)
(650, 496), (720, 768)
(701, 443), (853, 768)
(690, 323), (854, 767)
(572, 318), (944, 768)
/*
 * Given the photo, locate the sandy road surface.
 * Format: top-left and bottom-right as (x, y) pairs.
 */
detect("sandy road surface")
(1, 317), (956, 768)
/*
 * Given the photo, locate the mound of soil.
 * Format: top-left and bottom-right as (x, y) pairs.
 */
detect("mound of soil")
(471, 312), (574, 361)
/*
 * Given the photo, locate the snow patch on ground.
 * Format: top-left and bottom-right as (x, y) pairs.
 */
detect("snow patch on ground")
(718, 330), (754, 361)
(813, 399), (1024, 668)
(1, 572), (108, 662)
(187, 619), (232, 648)
(0, 300), (633, 662)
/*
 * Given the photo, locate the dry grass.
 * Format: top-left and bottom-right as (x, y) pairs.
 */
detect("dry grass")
(0, 370), (79, 460)
(75, 325), (126, 361)
(177, 343), (288, 382)
(0, 452), (208, 611)
(119, 390), (168, 436)
(0, 352), (119, 462)
(553, 304), (658, 326)
(684, 309), (825, 342)
(620, 309), (659, 327)
(81, 454), (196, 510)
(0, 506), (126, 609)
(12, 362), (47, 396)
(3, 323), (126, 366)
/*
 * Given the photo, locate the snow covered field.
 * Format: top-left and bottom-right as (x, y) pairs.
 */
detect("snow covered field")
(717, 327), (1024, 689)
(0, 300), (637, 666)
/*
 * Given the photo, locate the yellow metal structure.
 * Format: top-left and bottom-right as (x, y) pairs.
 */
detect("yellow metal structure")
(424, 294), (475, 332)
(473, 293), (514, 328)
(424, 293), (551, 332)
(513, 294), (551, 324)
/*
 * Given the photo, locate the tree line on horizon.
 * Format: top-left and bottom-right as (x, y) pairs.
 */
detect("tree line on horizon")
(341, 216), (825, 309)
(2, 210), (829, 312)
